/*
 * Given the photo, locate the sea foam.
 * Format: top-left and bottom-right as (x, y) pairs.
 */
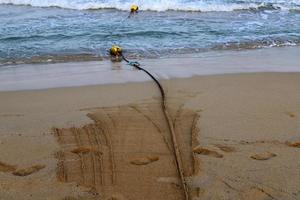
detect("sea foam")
(1, 0), (299, 12)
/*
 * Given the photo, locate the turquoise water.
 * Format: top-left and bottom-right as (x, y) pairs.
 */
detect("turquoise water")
(0, 0), (300, 64)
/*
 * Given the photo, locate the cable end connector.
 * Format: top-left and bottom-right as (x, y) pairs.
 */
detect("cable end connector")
(128, 61), (140, 67)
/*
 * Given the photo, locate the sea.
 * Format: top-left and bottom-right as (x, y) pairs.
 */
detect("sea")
(0, 0), (300, 65)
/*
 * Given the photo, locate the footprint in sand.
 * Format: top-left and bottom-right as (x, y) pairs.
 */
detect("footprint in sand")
(193, 146), (223, 158)
(251, 152), (276, 161)
(0, 160), (16, 172)
(12, 164), (46, 176)
(62, 197), (78, 200)
(215, 144), (236, 153)
(71, 146), (101, 154)
(286, 141), (300, 148)
(105, 194), (127, 200)
(130, 155), (159, 165)
(285, 112), (296, 118)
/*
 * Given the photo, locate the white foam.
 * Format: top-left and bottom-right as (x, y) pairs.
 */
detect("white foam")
(1, 0), (299, 12)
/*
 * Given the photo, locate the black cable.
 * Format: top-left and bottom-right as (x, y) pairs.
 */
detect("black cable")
(121, 53), (190, 200)
(122, 54), (166, 108)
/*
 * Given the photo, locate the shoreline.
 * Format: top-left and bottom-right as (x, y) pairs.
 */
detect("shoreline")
(1, 44), (299, 67)
(0, 46), (300, 92)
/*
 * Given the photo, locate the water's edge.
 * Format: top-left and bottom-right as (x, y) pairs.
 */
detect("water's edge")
(1, 46), (299, 92)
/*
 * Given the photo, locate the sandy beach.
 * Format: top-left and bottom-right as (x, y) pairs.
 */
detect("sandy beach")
(1, 0), (300, 199)
(1, 71), (300, 200)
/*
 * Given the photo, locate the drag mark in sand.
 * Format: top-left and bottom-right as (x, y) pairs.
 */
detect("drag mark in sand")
(72, 127), (86, 184)
(83, 126), (98, 186)
(55, 150), (67, 182)
(191, 113), (201, 176)
(129, 105), (172, 152)
(53, 103), (201, 200)
(89, 110), (116, 185)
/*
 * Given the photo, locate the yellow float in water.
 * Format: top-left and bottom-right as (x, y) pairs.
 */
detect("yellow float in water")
(130, 5), (139, 13)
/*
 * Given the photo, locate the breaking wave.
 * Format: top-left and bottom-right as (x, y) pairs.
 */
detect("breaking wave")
(1, 0), (300, 12)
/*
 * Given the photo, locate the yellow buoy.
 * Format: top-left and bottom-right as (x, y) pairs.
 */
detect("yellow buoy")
(110, 45), (122, 56)
(130, 5), (139, 13)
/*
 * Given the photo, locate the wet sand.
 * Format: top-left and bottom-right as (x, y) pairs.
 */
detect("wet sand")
(1, 46), (300, 91)
(0, 72), (300, 200)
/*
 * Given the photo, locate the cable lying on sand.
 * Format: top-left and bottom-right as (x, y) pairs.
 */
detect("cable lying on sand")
(109, 45), (190, 200)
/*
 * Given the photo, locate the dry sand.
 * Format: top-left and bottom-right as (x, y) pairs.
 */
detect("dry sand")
(0, 72), (300, 200)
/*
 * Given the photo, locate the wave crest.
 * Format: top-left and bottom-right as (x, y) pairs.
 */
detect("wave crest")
(1, 0), (300, 12)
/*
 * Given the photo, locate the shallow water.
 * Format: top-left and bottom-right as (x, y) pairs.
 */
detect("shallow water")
(0, 0), (300, 64)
